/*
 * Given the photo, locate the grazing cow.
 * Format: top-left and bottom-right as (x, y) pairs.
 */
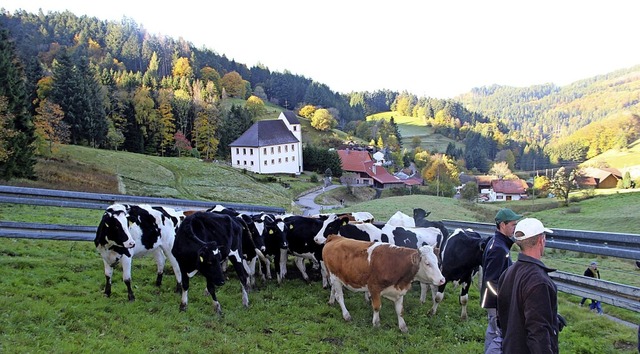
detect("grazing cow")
(205, 205), (266, 286)
(94, 204), (182, 301)
(282, 214), (349, 286)
(324, 221), (444, 304)
(387, 210), (415, 227)
(322, 235), (445, 333)
(313, 212), (375, 223)
(172, 211), (249, 313)
(252, 213), (288, 284)
(430, 228), (489, 319)
(413, 208), (450, 246)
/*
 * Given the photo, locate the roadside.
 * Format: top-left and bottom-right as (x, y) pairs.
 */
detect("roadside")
(295, 184), (343, 216)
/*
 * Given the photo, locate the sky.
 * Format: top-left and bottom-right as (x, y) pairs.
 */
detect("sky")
(3, 1), (640, 98)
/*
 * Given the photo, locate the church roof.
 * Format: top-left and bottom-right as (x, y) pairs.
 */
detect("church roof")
(281, 110), (300, 125)
(229, 120), (299, 147)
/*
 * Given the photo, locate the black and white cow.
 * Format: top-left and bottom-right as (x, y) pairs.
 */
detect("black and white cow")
(252, 213), (288, 284)
(413, 208), (450, 247)
(171, 211), (249, 313)
(94, 204), (183, 301)
(321, 220), (444, 303)
(206, 205), (265, 286)
(430, 228), (489, 319)
(282, 214), (349, 287)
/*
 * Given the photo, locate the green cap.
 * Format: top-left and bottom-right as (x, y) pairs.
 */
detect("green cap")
(495, 208), (522, 223)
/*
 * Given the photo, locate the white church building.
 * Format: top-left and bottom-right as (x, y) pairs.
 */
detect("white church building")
(229, 111), (303, 174)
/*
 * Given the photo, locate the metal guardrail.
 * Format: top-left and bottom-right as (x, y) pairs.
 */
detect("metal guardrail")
(442, 219), (640, 260)
(550, 271), (640, 312)
(1, 187), (638, 312)
(0, 185), (285, 214)
(0, 221), (95, 242)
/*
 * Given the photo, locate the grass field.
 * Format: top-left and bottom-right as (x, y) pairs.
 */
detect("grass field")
(367, 112), (463, 153)
(0, 145), (639, 352)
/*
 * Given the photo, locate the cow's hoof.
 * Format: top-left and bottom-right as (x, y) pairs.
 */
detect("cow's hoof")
(460, 314), (468, 321)
(128, 294), (135, 302)
(179, 303), (187, 312)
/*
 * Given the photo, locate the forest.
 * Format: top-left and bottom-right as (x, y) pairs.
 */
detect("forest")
(1, 8), (639, 183)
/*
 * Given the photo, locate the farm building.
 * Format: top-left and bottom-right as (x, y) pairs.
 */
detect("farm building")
(229, 111), (303, 175)
(578, 167), (622, 189)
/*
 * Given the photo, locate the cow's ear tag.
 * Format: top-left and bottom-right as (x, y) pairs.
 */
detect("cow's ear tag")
(289, 225), (293, 229)
(342, 220), (347, 225)
(199, 256), (204, 263)
(128, 220), (133, 227)
(269, 229), (274, 234)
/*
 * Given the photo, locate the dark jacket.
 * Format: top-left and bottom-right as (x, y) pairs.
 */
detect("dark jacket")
(480, 230), (514, 309)
(497, 253), (559, 354)
(584, 267), (600, 279)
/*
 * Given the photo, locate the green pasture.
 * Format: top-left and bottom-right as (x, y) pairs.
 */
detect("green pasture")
(1, 144), (640, 352)
(367, 112), (462, 153)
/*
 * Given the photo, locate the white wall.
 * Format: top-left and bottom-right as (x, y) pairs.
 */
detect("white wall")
(231, 143), (301, 174)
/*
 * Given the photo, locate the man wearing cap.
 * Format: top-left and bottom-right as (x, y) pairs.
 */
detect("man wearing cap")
(481, 208), (522, 353)
(580, 261), (603, 314)
(497, 218), (559, 354)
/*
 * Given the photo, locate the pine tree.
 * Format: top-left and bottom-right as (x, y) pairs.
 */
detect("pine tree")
(0, 29), (36, 179)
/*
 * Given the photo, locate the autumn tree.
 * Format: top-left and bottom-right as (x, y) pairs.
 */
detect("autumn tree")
(533, 175), (550, 197)
(172, 57), (193, 78)
(245, 95), (266, 118)
(157, 91), (176, 156)
(220, 71), (246, 98)
(298, 104), (316, 119)
(422, 154), (460, 197)
(174, 131), (192, 157)
(489, 161), (517, 179)
(33, 99), (70, 155)
(192, 103), (221, 160)
(550, 167), (578, 206)
(310, 108), (337, 131)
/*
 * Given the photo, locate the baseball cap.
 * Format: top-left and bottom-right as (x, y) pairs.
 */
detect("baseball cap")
(495, 208), (522, 223)
(514, 218), (553, 240)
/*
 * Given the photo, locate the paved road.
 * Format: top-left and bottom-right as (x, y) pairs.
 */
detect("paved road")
(295, 184), (342, 216)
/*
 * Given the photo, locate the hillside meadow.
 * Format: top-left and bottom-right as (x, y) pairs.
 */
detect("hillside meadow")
(367, 112), (464, 153)
(0, 145), (639, 352)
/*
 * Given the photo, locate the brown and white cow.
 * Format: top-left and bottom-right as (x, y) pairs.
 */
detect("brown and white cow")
(322, 234), (445, 333)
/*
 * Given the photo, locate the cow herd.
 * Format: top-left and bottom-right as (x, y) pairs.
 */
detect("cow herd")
(94, 204), (489, 332)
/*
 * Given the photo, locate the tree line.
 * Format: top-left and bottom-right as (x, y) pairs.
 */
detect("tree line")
(1, 8), (637, 192)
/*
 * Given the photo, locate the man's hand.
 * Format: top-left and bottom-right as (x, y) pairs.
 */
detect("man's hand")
(557, 313), (567, 332)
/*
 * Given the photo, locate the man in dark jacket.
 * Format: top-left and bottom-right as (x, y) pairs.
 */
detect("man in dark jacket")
(580, 261), (603, 314)
(497, 218), (559, 354)
(481, 208), (522, 353)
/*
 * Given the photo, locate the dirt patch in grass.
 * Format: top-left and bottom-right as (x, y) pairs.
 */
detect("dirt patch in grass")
(4, 157), (119, 194)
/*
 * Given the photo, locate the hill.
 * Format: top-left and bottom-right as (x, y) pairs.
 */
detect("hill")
(5, 144), (320, 211)
(367, 112), (463, 153)
(455, 66), (640, 143)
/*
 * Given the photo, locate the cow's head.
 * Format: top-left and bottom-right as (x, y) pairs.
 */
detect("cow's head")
(94, 204), (135, 249)
(313, 214), (350, 244)
(415, 245), (446, 286)
(241, 213), (266, 253)
(259, 214), (288, 249)
(197, 242), (226, 286)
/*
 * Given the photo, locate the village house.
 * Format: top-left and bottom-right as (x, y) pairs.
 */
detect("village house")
(577, 167), (622, 189)
(460, 174), (528, 202)
(337, 149), (415, 189)
(229, 111), (303, 175)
